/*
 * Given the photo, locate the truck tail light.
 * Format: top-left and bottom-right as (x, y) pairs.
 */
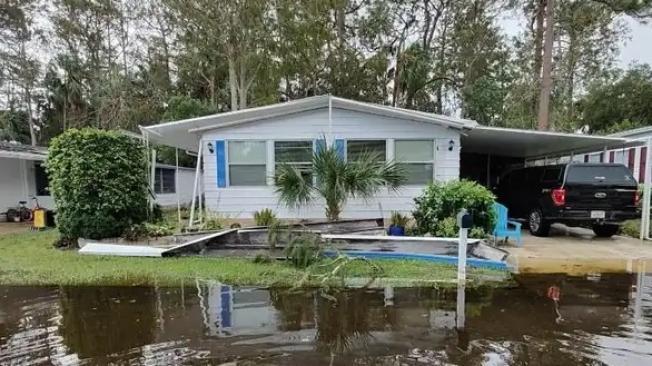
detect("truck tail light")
(551, 188), (566, 206)
(635, 191), (640, 206)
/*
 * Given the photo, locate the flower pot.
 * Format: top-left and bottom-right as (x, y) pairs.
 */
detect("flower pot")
(387, 225), (405, 236)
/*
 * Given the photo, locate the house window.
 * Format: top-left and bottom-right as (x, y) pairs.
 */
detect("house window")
(347, 140), (386, 161)
(275, 141), (313, 181)
(34, 163), (50, 196)
(228, 141), (267, 186)
(395, 140), (434, 185)
(154, 168), (176, 194)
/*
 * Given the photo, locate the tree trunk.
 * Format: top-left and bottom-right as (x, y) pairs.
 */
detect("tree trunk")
(392, 47), (402, 107)
(537, 0), (554, 131)
(239, 60), (247, 109)
(227, 54), (239, 111)
(335, 1), (346, 49)
(24, 87), (36, 146)
(532, 0), (545, 115)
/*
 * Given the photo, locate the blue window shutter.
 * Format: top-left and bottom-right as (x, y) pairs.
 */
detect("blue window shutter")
(215, 140), (227, 188)
(335, 139), (345, 159)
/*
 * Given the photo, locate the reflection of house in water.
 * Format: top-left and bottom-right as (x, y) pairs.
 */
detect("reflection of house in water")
(199, 282), (280, 337)
(193, 280), (462, 352)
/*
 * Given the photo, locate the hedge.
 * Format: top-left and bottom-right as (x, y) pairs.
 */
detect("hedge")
(47, 128), (149, 241)
(413, 179), (496, 238)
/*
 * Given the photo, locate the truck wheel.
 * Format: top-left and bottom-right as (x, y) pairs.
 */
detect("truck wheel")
(528, 208), (551, 237)
(592, 224), (619, 238)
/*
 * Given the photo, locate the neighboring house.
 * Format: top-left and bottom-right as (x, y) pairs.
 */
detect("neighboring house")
(0, 142), (54, 213)
(151, 164), (195, 207)
(581, 126), (652, 183)
(0, 142), (195, 215)
(142, 95), (640, 219)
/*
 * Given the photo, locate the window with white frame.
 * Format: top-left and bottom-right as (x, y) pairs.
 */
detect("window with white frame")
(154, 168), (176, 194)
(275, 140), (313, 181)
(395, 140), (434, 184)
(347, 140), (386, 161)
(228, 141), (267, 186)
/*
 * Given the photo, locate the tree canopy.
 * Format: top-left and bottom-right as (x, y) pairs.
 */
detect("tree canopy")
(0, 0), (651, 145)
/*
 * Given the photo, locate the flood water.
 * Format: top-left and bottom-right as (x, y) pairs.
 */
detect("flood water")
(2, 273), (652, 365)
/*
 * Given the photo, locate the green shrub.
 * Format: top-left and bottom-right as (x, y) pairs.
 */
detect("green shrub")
(47, 128), (148, 241)
(389, 211), (410, 228)
(254, 208), (277, 226)
(435, 217), (458, 237)
(285, 232), (323, 269)
(413, 180), (496, 239)
(122, 223), (174, 241)
(200, 213), (224, 231)
(621, 219), (641, 238)
(253, 254), (273, 264)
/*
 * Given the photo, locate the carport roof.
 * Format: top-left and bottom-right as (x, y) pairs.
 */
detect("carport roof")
(462, 126), (642, 159)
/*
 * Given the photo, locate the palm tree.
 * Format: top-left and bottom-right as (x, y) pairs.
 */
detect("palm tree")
(274, 142), (406, 221)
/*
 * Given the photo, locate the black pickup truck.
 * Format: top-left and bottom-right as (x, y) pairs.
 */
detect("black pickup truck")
(494, 163), (640, 237)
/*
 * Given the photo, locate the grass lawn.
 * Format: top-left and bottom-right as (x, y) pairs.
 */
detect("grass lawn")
(0, 230), (509, 287)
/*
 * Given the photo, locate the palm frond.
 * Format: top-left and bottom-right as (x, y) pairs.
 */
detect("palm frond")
(274, 163), (314, 208)
(344, 151), (407, 200)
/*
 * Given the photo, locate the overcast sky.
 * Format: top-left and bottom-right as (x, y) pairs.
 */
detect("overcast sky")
(619, 18), (652, 65)
(500, 11), (652, 67)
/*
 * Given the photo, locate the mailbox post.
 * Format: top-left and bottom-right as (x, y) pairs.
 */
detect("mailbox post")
(456, 209), (473, 283)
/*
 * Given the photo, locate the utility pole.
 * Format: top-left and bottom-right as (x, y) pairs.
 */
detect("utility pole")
(537, 0), (554, 130)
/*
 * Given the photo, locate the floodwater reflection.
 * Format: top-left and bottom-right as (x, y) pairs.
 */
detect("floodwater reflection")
(2, 271), (652, 365)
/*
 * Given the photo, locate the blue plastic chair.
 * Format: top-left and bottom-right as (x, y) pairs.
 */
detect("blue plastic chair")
(492, 202), (522, 246)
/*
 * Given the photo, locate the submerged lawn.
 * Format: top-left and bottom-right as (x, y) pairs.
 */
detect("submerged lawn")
(0, 230), (508, 287)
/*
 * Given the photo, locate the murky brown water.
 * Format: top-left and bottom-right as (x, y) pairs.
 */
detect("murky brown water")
(2, 273), (652, 365)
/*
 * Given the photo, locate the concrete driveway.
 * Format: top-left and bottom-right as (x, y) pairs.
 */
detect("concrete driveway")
(503, 224), (652, 275)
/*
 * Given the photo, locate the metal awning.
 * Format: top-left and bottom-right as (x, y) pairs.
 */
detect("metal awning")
(461, 126), (644, 159)
(0, 143), (47, 161)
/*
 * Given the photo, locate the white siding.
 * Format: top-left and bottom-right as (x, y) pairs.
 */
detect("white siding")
(199, 107), (462, 219)
(154, 168), (196, 207)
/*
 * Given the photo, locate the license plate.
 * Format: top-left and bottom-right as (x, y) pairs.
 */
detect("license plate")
(591, 210), (606, 219)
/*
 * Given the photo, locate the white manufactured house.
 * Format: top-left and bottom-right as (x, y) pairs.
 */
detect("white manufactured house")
(144, 96), (473, 218)
(0, 142), (195, 217)
(142, 95), (650, 224)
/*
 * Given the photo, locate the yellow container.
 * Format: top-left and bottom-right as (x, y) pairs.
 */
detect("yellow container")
(32, 209), (46, 229)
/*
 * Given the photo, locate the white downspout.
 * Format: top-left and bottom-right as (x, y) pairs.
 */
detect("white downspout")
(149, 149), (157, 212)
(189, 140), (203, 228)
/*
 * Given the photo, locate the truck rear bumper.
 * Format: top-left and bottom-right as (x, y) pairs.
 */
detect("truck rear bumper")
(547, 209), (639, 224)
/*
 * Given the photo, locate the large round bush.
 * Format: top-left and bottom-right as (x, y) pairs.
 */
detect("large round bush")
(47, 128), (148, 241)
(413, 180), (496, 238)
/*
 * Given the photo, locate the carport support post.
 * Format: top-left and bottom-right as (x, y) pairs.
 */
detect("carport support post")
(189, 140), (203, 228)
(176, 148), (181, 226)
(149, 148), (157, 212)
(641, 137), (652, 240)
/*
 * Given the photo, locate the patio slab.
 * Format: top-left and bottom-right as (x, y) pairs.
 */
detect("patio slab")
(503, 224), (652, 275)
